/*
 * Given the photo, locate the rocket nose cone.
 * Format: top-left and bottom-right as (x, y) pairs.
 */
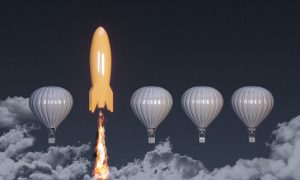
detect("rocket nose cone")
(96, 27), (106, 34)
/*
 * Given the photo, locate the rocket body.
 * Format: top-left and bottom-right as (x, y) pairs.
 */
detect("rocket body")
(89, 27), (113, 113)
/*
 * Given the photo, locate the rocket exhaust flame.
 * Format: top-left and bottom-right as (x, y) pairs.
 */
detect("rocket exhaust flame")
(93, 111), (110, 180)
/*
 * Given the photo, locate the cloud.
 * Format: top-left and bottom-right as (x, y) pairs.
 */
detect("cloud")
(110, 116), (300, 180)
(0, 127), (91, 180)
(1, 95), (300, 180)
(109, 140), (207, 180)
(0, 96), (91, 180)
(0, 97), (34, 128)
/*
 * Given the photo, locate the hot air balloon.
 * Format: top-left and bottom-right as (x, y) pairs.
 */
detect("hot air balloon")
(130, 86), (173, 144)
(29, 86), (73, 144)
(181, 86), (223, 143)
(231, 86), (274, 143)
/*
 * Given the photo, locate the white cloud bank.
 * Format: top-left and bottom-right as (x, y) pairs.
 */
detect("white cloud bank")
(0, 127), (91, 180)
(0, 97), (91, 180)
(109, 116), (300, 180)
(1, 96), (300, 180)
(0, 97), (34, 128)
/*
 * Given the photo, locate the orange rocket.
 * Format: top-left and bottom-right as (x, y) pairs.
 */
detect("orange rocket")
(89, 27), (113, 113)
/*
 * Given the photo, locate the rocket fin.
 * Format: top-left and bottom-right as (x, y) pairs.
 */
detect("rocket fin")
(105, 86), (113, 112)
(89, 87), (97, 113)
(89, 85), (113, 113)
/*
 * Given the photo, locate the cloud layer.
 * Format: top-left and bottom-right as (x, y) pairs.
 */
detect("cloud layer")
(110, 116), (300, 180)
(0, 127), (91, 180)
(1, 96), (300, 180)
(0, 97), (34, 128)
(0, 97), (91, 180)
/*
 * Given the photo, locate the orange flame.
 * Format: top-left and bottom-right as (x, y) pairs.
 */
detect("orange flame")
(93, 111), (110, 180)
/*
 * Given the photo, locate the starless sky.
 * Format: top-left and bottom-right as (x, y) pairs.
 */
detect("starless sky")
(0, 0), (300, 170)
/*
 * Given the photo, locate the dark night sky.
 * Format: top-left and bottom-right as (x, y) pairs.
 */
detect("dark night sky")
(1, 0), (300, 171)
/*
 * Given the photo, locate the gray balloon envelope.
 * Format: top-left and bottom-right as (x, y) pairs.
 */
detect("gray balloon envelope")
(231, 86), (274, 143)
(181, 86), (224, 143)
(130, 86), (173, 144)
(29, 86), (73, 144)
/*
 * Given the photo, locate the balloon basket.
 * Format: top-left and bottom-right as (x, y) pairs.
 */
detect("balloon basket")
(147, 128), (156, 144)
(198, 128), (206, 143)
(148, 137), (155, 144)
(48, 137), (55, 144)
(249, 137), (255, 143)
(199, 137), (206, 143)
(248, 128), (256, 143)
